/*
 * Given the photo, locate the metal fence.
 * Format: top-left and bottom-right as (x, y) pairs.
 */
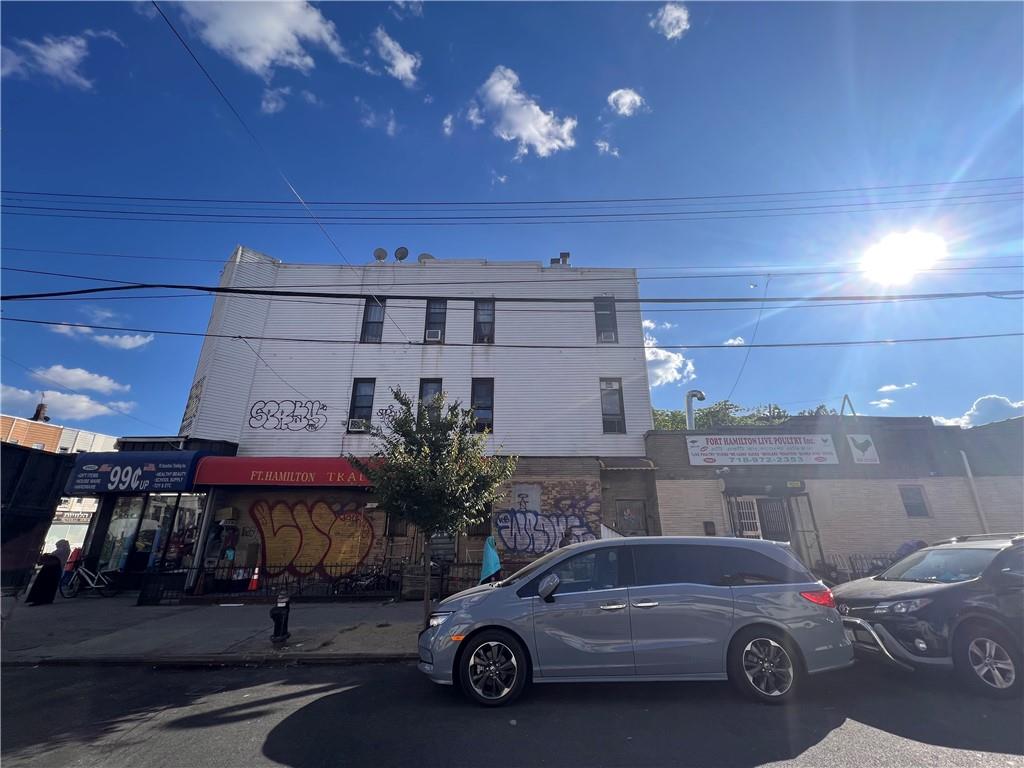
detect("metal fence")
(823, 552), (900, 583)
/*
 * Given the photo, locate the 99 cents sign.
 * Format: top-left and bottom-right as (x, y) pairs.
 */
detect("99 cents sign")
(107, 465), (149, 491)
(65, 452), (202, 495)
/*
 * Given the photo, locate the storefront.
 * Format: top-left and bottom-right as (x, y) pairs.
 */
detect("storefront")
(67, 451), (208, 588)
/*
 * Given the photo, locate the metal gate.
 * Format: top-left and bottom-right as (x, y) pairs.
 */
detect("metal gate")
(727, 496), (792, 543)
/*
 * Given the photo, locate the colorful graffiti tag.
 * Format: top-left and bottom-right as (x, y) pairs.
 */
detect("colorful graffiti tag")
(250, 499), (374, 577)
(494, 506), (597, 555)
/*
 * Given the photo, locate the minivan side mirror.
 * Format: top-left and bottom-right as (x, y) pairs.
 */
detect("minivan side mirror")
(538, 573), (560, 602)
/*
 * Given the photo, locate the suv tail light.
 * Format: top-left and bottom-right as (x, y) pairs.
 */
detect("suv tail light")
(800, 588), (836, 609)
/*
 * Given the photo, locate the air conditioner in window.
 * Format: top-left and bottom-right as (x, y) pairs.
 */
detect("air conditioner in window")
(425, 329), (443, 341)
(347, 419), (369, 432)
(600, 380), (621, 390)
(599, 331), (617, 343)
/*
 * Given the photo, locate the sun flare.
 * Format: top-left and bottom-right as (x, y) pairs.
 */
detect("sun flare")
(860, 230), (947, 285)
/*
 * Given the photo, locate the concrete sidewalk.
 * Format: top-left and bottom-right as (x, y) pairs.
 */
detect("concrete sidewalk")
(1, 594), (423, 667)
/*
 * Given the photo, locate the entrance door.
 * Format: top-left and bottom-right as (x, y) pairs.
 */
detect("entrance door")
(731, 497), (761, 538)
(532, 547), (635, 678)
(756, 498), (791, 543)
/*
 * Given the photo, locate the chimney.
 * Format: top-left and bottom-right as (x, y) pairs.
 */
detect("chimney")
(30, 403), (50, 422)
(549, 257), (560, 265)
(559, 251), (570, 265)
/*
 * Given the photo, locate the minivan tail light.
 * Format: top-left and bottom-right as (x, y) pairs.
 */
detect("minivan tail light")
(800, 589), (836, 609)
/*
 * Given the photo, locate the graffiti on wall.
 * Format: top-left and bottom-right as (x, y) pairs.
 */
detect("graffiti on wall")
(250, 499), (374, 577)
(248, 400), (329, 432)
(494, 490), (600, 555)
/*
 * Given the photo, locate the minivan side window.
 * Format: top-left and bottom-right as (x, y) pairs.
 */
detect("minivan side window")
(521, 548), (628, 597)
(633, 544), (729, 587)
(720, 548), (811, 585)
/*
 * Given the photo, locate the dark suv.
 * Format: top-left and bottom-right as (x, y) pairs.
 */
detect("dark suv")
(833, 533), (1024, 697)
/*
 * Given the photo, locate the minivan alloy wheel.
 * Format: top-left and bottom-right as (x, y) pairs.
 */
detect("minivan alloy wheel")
(742, 638), (794, 697)
(468, 641), (518, 700)
(968, 637), (1016, 690)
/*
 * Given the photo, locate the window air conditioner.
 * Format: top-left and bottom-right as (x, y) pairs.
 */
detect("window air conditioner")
(425, 329), (443, 341)
(599, 331), (617, 342)
(347, 419), (369, 432)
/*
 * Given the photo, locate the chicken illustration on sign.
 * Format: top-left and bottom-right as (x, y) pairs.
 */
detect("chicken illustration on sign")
(250, 499), (374, 577)
(846, 434), (880, 464)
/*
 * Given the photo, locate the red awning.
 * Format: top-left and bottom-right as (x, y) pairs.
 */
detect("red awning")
(194, 456), (372, 487)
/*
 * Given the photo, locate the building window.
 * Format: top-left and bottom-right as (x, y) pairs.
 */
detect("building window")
(471, 378), (494, 433)
(600, 378), (626, 433)
(615, 500), (647, 535)
(387, 513), (409, 537)
(348, 379), (376, 430)
(474, 300), (495, 344)
(32, 442), (44, 450)
(360, 298), (385, 343)
(419, 378), (443, 419)
(899, 485), (930, 518)
(594, 297), (618, 343)
(424, 299), (447, 343)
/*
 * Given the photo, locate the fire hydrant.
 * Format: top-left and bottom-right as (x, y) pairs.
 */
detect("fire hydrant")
(270, 591), (291, 645)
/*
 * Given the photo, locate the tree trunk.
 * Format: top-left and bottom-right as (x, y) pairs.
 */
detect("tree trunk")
(422, 535), (432, 628)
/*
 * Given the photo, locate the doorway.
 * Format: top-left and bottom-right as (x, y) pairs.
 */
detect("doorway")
(725, 494), (825, 571)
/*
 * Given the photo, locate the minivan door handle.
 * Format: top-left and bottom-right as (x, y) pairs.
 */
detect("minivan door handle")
(600, 602), (627, 611)
(632, 601), (659, 608)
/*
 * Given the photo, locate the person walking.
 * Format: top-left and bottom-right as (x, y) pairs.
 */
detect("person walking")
(52, 540), (71, 571)
(479, 536), (502, 584)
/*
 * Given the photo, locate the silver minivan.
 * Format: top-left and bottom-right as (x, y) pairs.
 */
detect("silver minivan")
(418, 536), (852, 706)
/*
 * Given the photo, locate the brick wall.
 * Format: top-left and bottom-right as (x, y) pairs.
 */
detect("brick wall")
(974, 476), (1024, 532)
(655, 479), (727, 536)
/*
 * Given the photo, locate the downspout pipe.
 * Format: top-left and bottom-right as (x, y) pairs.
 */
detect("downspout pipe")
(960, 450), (991, 534)
(685, 390), (706, 430)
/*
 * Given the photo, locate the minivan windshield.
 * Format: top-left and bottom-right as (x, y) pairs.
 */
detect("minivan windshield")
(499, 547), (567, 586)
(878, 547), (998, 584)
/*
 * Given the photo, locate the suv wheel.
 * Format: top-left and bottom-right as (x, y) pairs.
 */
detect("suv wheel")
(458, 630), (528, 707)
(728, 627), (802, 704)
(954, 624), (1021, 698)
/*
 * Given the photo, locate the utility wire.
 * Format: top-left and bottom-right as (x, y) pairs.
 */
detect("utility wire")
(3, 174), (1019, 206)
(726, 276), (771, 401)
(238, 337), (312, 401)
(148, 2), (406, 343)
(1, 274), (1020, 304)
(3, 317), (1021, 351)
(0, 354), (168, 431)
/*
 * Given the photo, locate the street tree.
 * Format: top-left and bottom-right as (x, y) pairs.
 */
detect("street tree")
(653, 400), (838, 430)
(351, 387), (518, 626)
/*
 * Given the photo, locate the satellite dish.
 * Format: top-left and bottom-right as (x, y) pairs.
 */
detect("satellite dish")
(373, 247), (388, 262)
(418, 252), (435, 263)
(394, 246), (409, 262)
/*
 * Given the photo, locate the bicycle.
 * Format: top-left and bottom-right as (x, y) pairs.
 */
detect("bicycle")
(60, 563), (120, 598)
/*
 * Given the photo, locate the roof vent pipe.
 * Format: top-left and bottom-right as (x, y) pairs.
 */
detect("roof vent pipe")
(685, 390), (706, 430)
(559, 251), (570, 265)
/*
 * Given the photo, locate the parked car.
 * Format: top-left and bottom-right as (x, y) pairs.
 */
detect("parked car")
(833, 533), (1024, 698)
(418, 536), (852, 706)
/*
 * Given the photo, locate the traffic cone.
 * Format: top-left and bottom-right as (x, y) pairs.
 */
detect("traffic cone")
(248, 566), (260, 592)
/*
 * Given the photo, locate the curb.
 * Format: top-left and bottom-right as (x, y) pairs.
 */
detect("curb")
(2, 653), (419, 669)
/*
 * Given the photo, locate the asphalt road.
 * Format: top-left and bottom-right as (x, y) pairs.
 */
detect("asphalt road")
(2, 661), (1021, 768)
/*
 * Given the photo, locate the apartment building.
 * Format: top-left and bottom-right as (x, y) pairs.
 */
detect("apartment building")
(70, 246), (657, 587)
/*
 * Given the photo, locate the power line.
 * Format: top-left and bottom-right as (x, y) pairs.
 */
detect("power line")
(238, 338), (312, 401)
(2, 174), (1019, 206)
(0, 354), (168, 431)
(1, 272), (1020, 304)
(3, 190), (1020, 222)
(5, 195), (1017, 227)
(148, 2), (407, 344)
(4, 316), (1021, 351)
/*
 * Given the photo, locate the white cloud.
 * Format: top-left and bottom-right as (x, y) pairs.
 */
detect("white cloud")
(385, 110), (398, 137)
(490, 170), (508, 186)
(644, 333), (695, 387)
(261, 86), (291, 114)
(31, 365), (129, 394)
(869, 398), (895, 409)
(107, 400), (137, 413)
(93, 333), (154, 350)
(423, 94), (433, 104)
(300, 89), (321, 105)
(724, 337), (745, 346)
(49, 323), (93, 338)
(83, 306), (117, 324)
(389, 1), (424, 20)
(355, 96), (377, 127)
(650, 3), (691, 41)
(0, 384), (118, 420)
(878, 382), (918, 393)
(643, 319), (676, 331)
(3, 29), (121, 90)
(442, 113), (454, 136)
(373, 27), (421, 88)
(465, 102), (484, 128)
(933, 395), (1024, 428)
(133, 2), (159, 19)
(179, 1), (349, 79)
(607, 88), (646, 117)
(477, 66), (576, 159)
(595, 139), (619, 157)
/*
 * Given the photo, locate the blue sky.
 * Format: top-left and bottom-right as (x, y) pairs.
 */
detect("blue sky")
(1, 1), (1022, 436)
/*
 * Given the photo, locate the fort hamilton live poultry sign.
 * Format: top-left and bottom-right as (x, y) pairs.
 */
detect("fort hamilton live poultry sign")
(687, 435), (839, 466)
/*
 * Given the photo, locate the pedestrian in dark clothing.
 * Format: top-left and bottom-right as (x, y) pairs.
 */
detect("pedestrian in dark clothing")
(558, 529), (574, 548)
(25, 554), (62, 605)
(53, 540), (71, 571)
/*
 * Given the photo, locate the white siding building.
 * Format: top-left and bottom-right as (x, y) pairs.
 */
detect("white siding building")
(180, 246), (653, 457)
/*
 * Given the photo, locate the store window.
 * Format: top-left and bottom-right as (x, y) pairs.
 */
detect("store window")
(162, 494), (206, 569)
(98, 497), (146, 572)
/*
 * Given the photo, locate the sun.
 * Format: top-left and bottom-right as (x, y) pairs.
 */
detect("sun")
(860, 230), (947, 285)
